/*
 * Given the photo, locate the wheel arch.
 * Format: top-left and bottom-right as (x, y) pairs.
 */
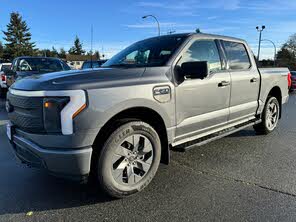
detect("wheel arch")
(267, 86), (282, 118)
(91, 106), (170, 175)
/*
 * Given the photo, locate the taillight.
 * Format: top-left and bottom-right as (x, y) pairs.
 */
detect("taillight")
(1, 74), (6, 82)
(288, 72), (292, 88)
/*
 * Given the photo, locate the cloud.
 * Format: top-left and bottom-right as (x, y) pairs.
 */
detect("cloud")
(137, 0), (241, 11)
(240, 0), (296, 11)
(207, 16), (218, 20)
(124, 22), (199, 29)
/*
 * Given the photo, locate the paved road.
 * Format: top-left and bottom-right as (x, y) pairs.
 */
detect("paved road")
(1, 95), (296, 221)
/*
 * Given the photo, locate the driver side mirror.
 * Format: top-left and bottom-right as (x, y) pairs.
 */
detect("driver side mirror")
(181, 61), (209, 79)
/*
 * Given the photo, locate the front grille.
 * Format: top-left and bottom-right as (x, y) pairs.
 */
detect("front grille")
(7, 92), (44, 133)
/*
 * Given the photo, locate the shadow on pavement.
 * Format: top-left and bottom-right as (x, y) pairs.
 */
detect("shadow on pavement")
(0, 171), (115, 215)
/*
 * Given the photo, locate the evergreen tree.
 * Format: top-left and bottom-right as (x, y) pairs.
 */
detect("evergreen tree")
(94, 50), (100, 60)
(0, 41), (3, 60)
(2, 12), (35, 60)
(68, 36), (85, 55)
(276, 33), (296, 70)
(276, 44), (296, 70)
(59, 48), (66, 59)
(51, 46), (58, 57)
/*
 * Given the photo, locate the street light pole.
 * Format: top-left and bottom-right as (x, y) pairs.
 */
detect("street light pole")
(142, 15), (160, 36)
(261, 39), (277, 67)
(256, 25), (265, 61)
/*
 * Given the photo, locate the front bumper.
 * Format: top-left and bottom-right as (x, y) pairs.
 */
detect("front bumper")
(9, 128), (93, 181)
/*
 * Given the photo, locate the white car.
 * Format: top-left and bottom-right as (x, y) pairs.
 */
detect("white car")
(0, 63), (11, 97)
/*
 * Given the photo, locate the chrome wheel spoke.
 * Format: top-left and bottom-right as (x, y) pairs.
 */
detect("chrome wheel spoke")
(133, 173), (142, 183)
(113, 168), (125, 182)
(114, 146), (130, 157)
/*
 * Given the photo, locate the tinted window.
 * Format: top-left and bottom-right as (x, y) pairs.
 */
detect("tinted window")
(223, 41), (251, 70)
(82, 61), (101, 69)
(61, 61), (71, 70)
(1, 65), (11, 71)
(103, 36), (186, 68)
(291, 71), (296, 76)
(17, 58), (64, 73)
(179, 40), (222, 73)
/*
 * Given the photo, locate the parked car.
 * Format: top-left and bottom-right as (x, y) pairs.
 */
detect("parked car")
(290, 71), (296, 91)
(0, 63), (12, 72)
(6, 33), (289, 197)
(81, 60), (108, 69)
(0, 63), (12, 97)
(5, 57), (71, 87)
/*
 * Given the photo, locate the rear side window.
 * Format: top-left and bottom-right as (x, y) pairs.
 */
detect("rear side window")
(223, 41), (251, 70)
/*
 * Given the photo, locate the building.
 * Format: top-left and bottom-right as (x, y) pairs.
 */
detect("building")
(66, 54), (99, 69)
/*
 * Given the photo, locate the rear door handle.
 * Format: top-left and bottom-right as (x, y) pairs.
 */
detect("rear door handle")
(218, 81), (230, 87)
(250, 77), (258, 83)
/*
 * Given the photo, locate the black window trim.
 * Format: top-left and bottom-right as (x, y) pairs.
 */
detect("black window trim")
(221, 40), (253, 72)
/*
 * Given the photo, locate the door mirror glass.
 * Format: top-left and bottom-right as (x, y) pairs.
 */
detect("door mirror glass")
(181, 61), (208, 79)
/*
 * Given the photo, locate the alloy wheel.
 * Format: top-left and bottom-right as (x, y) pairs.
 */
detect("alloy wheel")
(266, 99), (279, 131)
(111, 134), (154, 185)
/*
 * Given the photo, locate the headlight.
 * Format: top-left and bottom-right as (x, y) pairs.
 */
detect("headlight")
(9, 89), (86, 135)
(43, 97), (70, 133)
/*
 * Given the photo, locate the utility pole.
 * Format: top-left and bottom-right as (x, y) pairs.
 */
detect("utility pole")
(142, 15), (160, 36)
(261, 39), (276, 67)
(256, 25), (265, 61)
(90, 24), (93, 68)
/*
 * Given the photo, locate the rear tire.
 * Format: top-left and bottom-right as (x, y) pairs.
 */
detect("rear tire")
(97, 121), (161, 198)
(254, 96), (280, 135)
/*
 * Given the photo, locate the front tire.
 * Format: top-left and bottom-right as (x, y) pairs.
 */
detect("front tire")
(254, 96), (280, 134)
(97, 121), (161, 198)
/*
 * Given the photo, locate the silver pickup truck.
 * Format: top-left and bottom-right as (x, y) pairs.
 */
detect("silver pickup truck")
(6, 33), (289, 197)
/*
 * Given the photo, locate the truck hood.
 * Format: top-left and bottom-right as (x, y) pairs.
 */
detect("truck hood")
(11, 68), (146, 91)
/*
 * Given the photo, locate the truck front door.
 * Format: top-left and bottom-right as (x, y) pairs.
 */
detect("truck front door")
(174, 38), (231, 144)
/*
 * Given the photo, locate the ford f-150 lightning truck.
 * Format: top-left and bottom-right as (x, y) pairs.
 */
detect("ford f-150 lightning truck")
(6, 33), (289, 197)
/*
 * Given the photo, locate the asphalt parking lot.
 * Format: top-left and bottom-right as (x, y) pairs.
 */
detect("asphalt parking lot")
(1, 94), (296, 222)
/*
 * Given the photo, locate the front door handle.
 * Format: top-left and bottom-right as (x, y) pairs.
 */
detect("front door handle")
(218, 81), (230, 87)
(250, 77), (258, 83)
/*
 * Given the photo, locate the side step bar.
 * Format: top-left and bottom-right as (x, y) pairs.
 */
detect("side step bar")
(172, 119), (262, 152)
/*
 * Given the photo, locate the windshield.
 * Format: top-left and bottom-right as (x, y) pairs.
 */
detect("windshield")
(17, 58), (68, 73)
(103, 36), (187, 68)
(291, 71), (296, 76)
(1, 65), (11, 71)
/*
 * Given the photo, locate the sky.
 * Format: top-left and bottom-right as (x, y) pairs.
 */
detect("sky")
(1, 0), (296, 59)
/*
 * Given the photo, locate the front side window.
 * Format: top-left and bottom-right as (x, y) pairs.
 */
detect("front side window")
(82, 61), (101, 69)
(178, 39), (222, 73)
(223, 41), (251, 70)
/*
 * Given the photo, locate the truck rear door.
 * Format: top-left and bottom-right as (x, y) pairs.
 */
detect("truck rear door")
(222, 40), (260, 122)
